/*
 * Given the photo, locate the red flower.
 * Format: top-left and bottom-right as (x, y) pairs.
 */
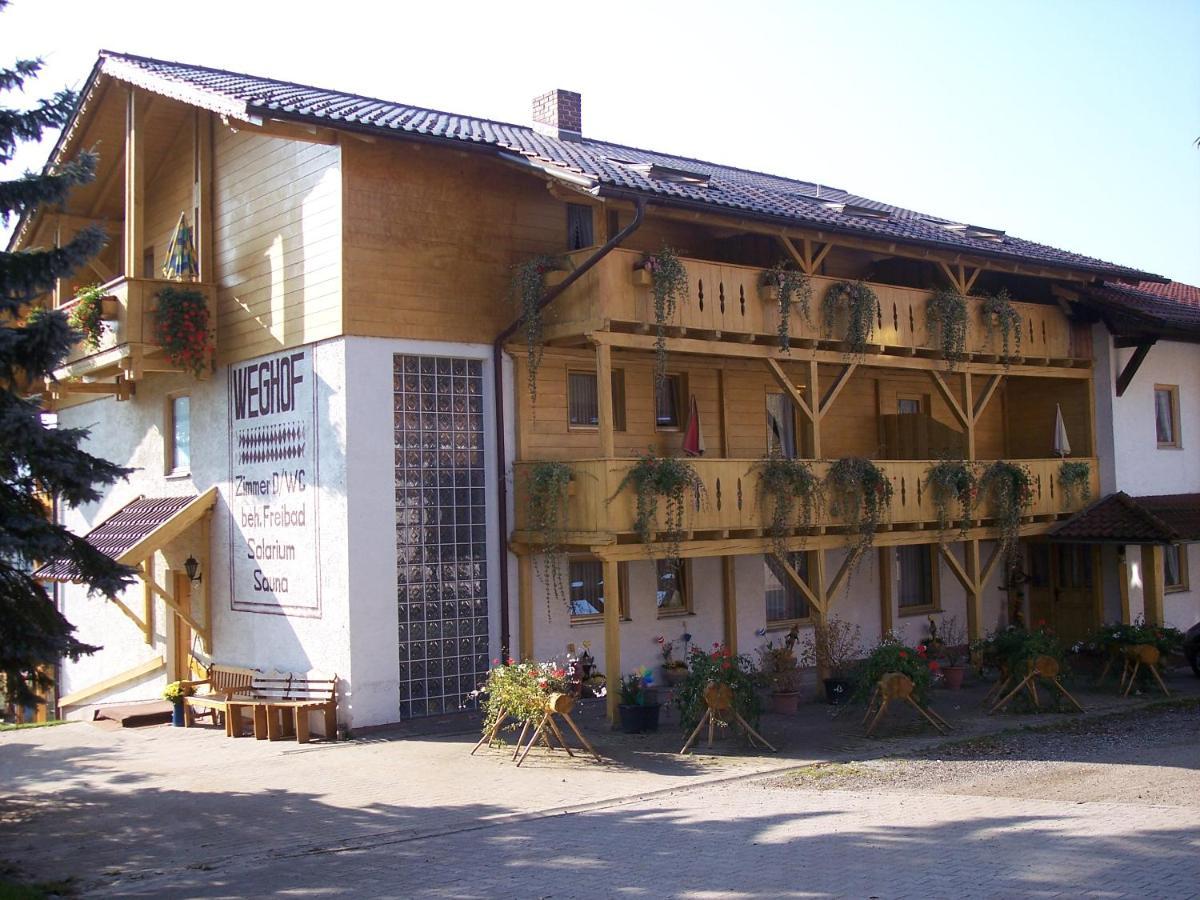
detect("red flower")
(721, 661), (731, 671)
(928, 660), (940, 671)
(917, 644), (927, 655)
(492, 658), (499, 666)
(898, 651), (908, 659)
(1037, 619), (1046, 627)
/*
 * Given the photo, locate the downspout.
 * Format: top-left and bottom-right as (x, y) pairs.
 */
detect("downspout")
(493, 198), (646, 656)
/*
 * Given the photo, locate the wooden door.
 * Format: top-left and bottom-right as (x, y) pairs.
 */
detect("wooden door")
(171, 572), (193, 682)
(1027, 543), (1098, 644)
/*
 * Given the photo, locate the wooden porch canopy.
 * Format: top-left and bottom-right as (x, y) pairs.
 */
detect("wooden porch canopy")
(37, 487), (218, 649)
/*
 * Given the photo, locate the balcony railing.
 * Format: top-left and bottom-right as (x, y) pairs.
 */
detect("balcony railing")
(544, 248), (1090, 362)
(512, 457), (1099, 544)
(55, 276), (217, 381)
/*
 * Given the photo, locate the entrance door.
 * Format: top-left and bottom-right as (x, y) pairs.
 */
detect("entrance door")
(1026, 543), (1098, 644)
(171, 572), (193, 682)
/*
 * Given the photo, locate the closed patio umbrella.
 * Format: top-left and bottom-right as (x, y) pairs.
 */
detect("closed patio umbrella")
(1053, 404), (1071, 457)
(161, 212), (197, 281)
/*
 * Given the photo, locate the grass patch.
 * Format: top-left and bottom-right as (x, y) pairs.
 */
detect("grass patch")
(0, 862), (78, 898)
(784, 762), (868, 783)
(0, 721), (72, 733)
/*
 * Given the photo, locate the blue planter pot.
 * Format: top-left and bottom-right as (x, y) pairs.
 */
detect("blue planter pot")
(171, 701), (185, 727)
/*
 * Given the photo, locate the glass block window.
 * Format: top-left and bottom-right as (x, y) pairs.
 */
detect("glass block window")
(394, 355), (489, 718)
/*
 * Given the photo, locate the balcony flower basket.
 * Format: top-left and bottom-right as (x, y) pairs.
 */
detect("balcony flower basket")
(822, 281), (878, 357)
(155, 286), (212, 376)
(511, 255), (565, 405)
(612, 451), (704, 566)
(68, 283), (110, 350)
(759, 266), (812, 352)
(1058, 461), (1091, 507)
(827, 457), (893, 564)
(523, 461), (573, 619)
(926, 289), (969, 368)
(926, 459), (977, 539)
(638, 247), (688, 387)
(979, 460), (1033, 578)
(982, 289), (1022, 365)
(756, 455), (822, 558)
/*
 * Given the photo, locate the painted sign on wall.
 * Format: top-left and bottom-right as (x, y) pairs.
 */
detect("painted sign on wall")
(228, 347), (321, 615)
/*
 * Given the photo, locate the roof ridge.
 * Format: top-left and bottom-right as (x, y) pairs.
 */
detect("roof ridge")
(1115, 491), (1183, 542)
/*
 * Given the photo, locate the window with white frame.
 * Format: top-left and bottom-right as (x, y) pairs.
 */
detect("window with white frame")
(167, 394), (190, 475)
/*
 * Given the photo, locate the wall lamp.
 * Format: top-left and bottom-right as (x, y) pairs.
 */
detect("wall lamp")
(184, 555), (203, 584)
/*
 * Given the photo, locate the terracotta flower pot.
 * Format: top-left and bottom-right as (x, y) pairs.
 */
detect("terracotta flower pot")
(941, 665), (966, 690)
(662, 666), (688, 687)
(769, 691), (800, 715)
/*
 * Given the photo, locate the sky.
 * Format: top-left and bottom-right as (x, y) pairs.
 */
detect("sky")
(2, 0), (1198, 283)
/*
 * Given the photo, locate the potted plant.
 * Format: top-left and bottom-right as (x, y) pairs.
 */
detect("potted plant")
(638, 246), (689, 386)
(163, 680), (194, 727)
(758, 264), (812, 352)
(68, 283), (111, 350)
(675, 643), (761, 736)
(617, 669), (661, 733)
(933, 615), (968, 690)
(801, 616), (862, 704)
(155, 286), (212, 377)
(611, 451), (705, 565)
(511, 255), (565, 404)
(854, 635), (937, 705)
(523, 460), (573, 620)
(656, 635), (689, 686)
(756, 639), (803, 714)
(822, 280), (879, 357)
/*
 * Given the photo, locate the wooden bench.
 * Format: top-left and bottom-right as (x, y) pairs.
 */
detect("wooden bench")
(182, 664), (258, 734)
(227, 671), (338, 743)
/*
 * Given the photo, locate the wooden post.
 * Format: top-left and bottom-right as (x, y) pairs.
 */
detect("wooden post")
(877, 546), (894, 637)
(722, 557), (738, 655)
(142, 552), (155, 645)
(1118, 549), (1131, 624)
(194, 110), (214, 283)
(1141, 544), (1165, 626)
(518, 554), (534, 661)
(595, 342), (614, 458)
(807, 359), (821, 459)
(124, 87), (144, 278)
(964, 539), (983, 641)
(199, 512), (212, 653)
(717, 369), (731, 457)
(603, 558), (622, 724)
(963, 372), (976, 461)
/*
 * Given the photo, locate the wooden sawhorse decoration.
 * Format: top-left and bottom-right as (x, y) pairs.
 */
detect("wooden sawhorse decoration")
(862, 673), (949, 737)
(515, 693), (601, 767)
(680, 683), (776, 754)
(1119, 644), (1169, 697)
(990, 655), (1083, 714)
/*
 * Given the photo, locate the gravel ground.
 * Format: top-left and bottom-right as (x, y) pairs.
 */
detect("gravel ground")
(766, 699), (1200, 807)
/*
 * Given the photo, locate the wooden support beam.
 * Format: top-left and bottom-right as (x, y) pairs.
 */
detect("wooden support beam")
(595, 341), (615, 457)
(810, 242), (833, 273)
(878, 546), (894, 637)
(110, 593), (149, 638)
(717, 369), (731, 456)
(1140, 544), (1165, 626)
(963, 267), (982, 294)
(518, 554), (534, 661)
(142, 553), (155, 645)
(807, 359), (821, 458)
(123, 87), (145, 278)
(1118, 550), (1131, 625)
(194, 110), (214, 283)
(198, 512), (212, 654)
(779, 234), (808, 273)
(963, 370), (976, 460)
(938, 544), (973, 594)
(928, 370), (969, 428)
(937, 261), (965, 293)
(603, 558), (622, 724)
(1115, 341), (1155, 398)
(773, 553), (823, 615)
(811, 550), (828, 624)
(964, 540), (983, 641)
(826, 552), (857, 606)
(140, 567), (206, 636)
(58, 656), (165, 709)
(721, 556), (738, 655)
(765, 358), (813, 421)
(819, 363), (857, 417)
(972, 374), (1003, 421)
(980, 540), (1004, 588)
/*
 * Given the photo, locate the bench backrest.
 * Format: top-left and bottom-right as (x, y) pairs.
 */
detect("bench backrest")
(250, 671), (294, 700)
(286, 671), (337, 703)
(208, 664), (258, 694)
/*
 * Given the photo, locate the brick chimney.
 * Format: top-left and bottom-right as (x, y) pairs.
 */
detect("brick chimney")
(532, 89), (582, 141)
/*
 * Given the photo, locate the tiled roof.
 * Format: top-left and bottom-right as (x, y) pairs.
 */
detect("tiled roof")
(90, 50), (1159, 283)
(1051, 492), (1200, 544)
(36, 496), (193, 582)
(1089, 280), (1200, 338)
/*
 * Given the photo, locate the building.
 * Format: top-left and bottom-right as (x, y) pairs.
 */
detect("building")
(14, 51), (1197, 729)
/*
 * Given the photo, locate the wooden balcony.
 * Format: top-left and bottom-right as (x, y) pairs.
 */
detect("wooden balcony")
(544, 249), (1090, 364)
(512, 457), (1099, 548)
(53, 276), (217, 385)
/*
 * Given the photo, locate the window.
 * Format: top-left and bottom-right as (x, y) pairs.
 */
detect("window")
(166, 394), (190, 475)
(766, 393), (797, 458)
(897, 396), (923, 415)
(568, 557), (628, 620)
(567, 370), (626, 430)
(765, 552), (810, 624)
(566, 204), (594, 250)
(656, 558), (690, 614)
(1155, 385), (1180, 448)
(1164, 544), (1189, 593)
(897, 544), (937, 611)
(655, 374), (683, 430)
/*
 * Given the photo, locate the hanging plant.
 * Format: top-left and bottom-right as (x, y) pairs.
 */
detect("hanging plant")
(980, 460), (1034, 578)
(756, 456), (822, 558)
(68, 283), (108, 350)
(524, 461), (573, 621)
(511, 255), (563, 405)
(154, 287), (212, 377)
(823, 281), (878, 357)
(640, 247), (689, 387)
(827, 457), (894, 563)
(926, 459), (978, 539)
(612, 451), (704, 565)
(759, 265), (812, 352)
(1058, 461), (1091, 508)
(982, 289), (1022, 365)
(926, 289), (968, 368)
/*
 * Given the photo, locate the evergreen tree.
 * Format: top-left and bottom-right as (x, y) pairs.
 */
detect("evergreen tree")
(1, 2), (133, 709)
